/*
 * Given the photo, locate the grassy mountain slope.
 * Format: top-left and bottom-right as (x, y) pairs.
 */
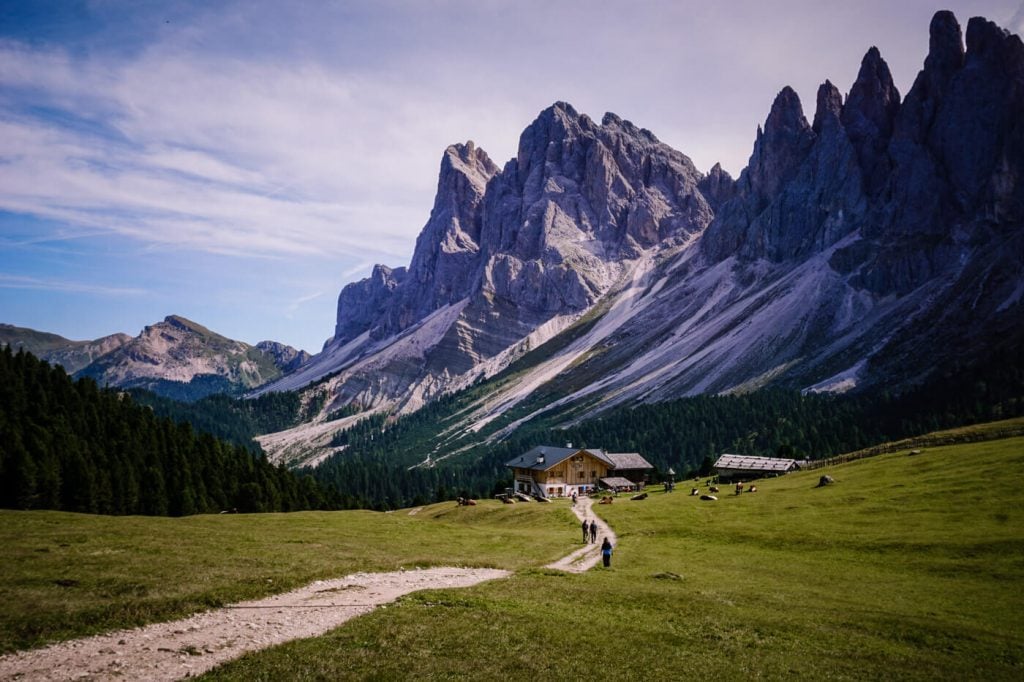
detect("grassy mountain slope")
(214, 422), (1024, 679)
(0, 323), (131, 374)
(2, 420), (1021, 678)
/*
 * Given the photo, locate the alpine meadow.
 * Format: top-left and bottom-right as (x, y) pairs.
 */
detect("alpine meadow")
(1, 3), (1023, 680)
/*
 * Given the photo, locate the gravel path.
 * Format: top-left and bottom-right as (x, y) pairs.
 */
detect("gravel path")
(0, 501), (614, 680)
(545, 496), (617, 573)
(0, 567), (509, 681)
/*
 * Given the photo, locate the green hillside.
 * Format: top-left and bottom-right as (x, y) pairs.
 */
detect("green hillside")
(2, 420), (1022, 678)
(0, 347), (339, 516)
(208, 421), (1024, 680)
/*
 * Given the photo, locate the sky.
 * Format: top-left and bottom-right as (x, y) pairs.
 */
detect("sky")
(1, 1), (1021, 353)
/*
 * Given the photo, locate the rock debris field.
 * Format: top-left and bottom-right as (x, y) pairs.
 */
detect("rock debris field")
(0, 500), (614, 681)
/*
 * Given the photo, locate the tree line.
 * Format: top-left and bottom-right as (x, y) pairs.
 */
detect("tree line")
(307, 346), (1024, 508)
(6, 340), (1020, 515)
(0, 347), (342, 515)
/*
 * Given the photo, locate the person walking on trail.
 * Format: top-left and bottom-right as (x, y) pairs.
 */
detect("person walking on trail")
(582, 518), (589, 543)
(601, 537), (613, 567)
(589, 519), (598, 543)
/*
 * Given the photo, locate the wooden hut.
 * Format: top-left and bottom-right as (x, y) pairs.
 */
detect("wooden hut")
(713, 453), (800, 482)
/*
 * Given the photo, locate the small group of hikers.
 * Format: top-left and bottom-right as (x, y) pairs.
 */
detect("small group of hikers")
(581, 518), (614, 567)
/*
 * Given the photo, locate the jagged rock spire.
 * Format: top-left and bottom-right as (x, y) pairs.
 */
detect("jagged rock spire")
(841, 46), (901, 193)
(812, 80), (843, 134)
(698, 162), (737, 211)
(926, 10), (965, 74)
(746, 86), (814, 203)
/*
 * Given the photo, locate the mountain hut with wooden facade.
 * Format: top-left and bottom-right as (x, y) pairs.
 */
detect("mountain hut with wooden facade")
(505, 446), (654, 498)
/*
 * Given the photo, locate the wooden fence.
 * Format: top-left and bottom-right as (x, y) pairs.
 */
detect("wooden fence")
(801, 423), (1024, 471)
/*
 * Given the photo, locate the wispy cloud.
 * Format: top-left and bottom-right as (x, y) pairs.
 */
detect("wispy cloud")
(0, 274), (149, 297)
(1, 0), (1013, 352)
(286, 290), (326, 315)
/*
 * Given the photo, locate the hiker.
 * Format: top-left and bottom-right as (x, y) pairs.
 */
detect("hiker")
(572, 491), (577, 507)
(601, 537), (613, 567)
(582, 518), (589, 543)
(589, 519), (598, 543)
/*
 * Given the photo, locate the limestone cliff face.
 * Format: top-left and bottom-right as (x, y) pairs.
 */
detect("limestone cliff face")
(255, 341), (311, 373)
(331, 143), (497, 346)
(660, 9), (1024, 394)
(476, 103), (711, 314)
(259, 10), (1023, 429)
(265, 102), (717, 410)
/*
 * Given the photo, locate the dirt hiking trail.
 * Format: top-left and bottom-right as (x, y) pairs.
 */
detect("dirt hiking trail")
(545, 496), (617, 573)
(0, 500), (613, 680)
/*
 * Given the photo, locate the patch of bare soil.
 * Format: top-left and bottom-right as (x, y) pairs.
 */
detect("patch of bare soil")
(1, 501), (616, 680)
(0, 567), (509, 681)
(545, 497), (617, 573)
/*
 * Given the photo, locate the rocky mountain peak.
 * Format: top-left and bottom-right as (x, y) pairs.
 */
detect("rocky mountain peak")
(746, 86), (814, 202)
(840, 46), (900, 193)
(162, 315), (214, 337)
(893, 11), (965, 150)
(926, 10), (965, 74)
(332, 264), (407, 344)
(965, 15), (1019, 64)
(601, 111), (659, 144)
(698, 162), (737, 211)
(255, 340), (311, 373)
(442, 141), (498, 189)
(812, 79), (844, 134)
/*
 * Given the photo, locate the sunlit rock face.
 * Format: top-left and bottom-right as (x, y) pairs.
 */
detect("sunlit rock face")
(261, 10), (1023, 423)
(267, 101), (716, 411)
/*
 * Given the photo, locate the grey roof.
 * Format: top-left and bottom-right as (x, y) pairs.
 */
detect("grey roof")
(713, 454), (798, 472)
(606, 452), (654, 470)
(505, 446), (611, 471)
(600, 476), (637, 488)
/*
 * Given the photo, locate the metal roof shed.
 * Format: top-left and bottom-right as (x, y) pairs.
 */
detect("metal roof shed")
(600, 476), (638, 491)
(713, 454), (800, 481)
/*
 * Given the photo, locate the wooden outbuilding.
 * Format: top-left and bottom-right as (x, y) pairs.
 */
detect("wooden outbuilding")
(713, 453), (800, 482)
(605, 452), (654, 486)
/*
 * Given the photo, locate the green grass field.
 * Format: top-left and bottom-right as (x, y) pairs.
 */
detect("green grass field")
(0, 502), (574, 654)
(3, 419), (1023, 679)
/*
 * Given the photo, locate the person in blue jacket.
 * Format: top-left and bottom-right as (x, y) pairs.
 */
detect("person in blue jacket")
(601, 537), (613, 567)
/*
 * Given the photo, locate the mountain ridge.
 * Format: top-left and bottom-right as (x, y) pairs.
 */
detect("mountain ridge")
(1, 316), (309, 401)
(251, 10), (1023, 466)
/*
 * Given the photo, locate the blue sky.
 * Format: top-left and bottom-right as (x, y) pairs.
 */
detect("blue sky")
(1, 0), (1021, 352)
